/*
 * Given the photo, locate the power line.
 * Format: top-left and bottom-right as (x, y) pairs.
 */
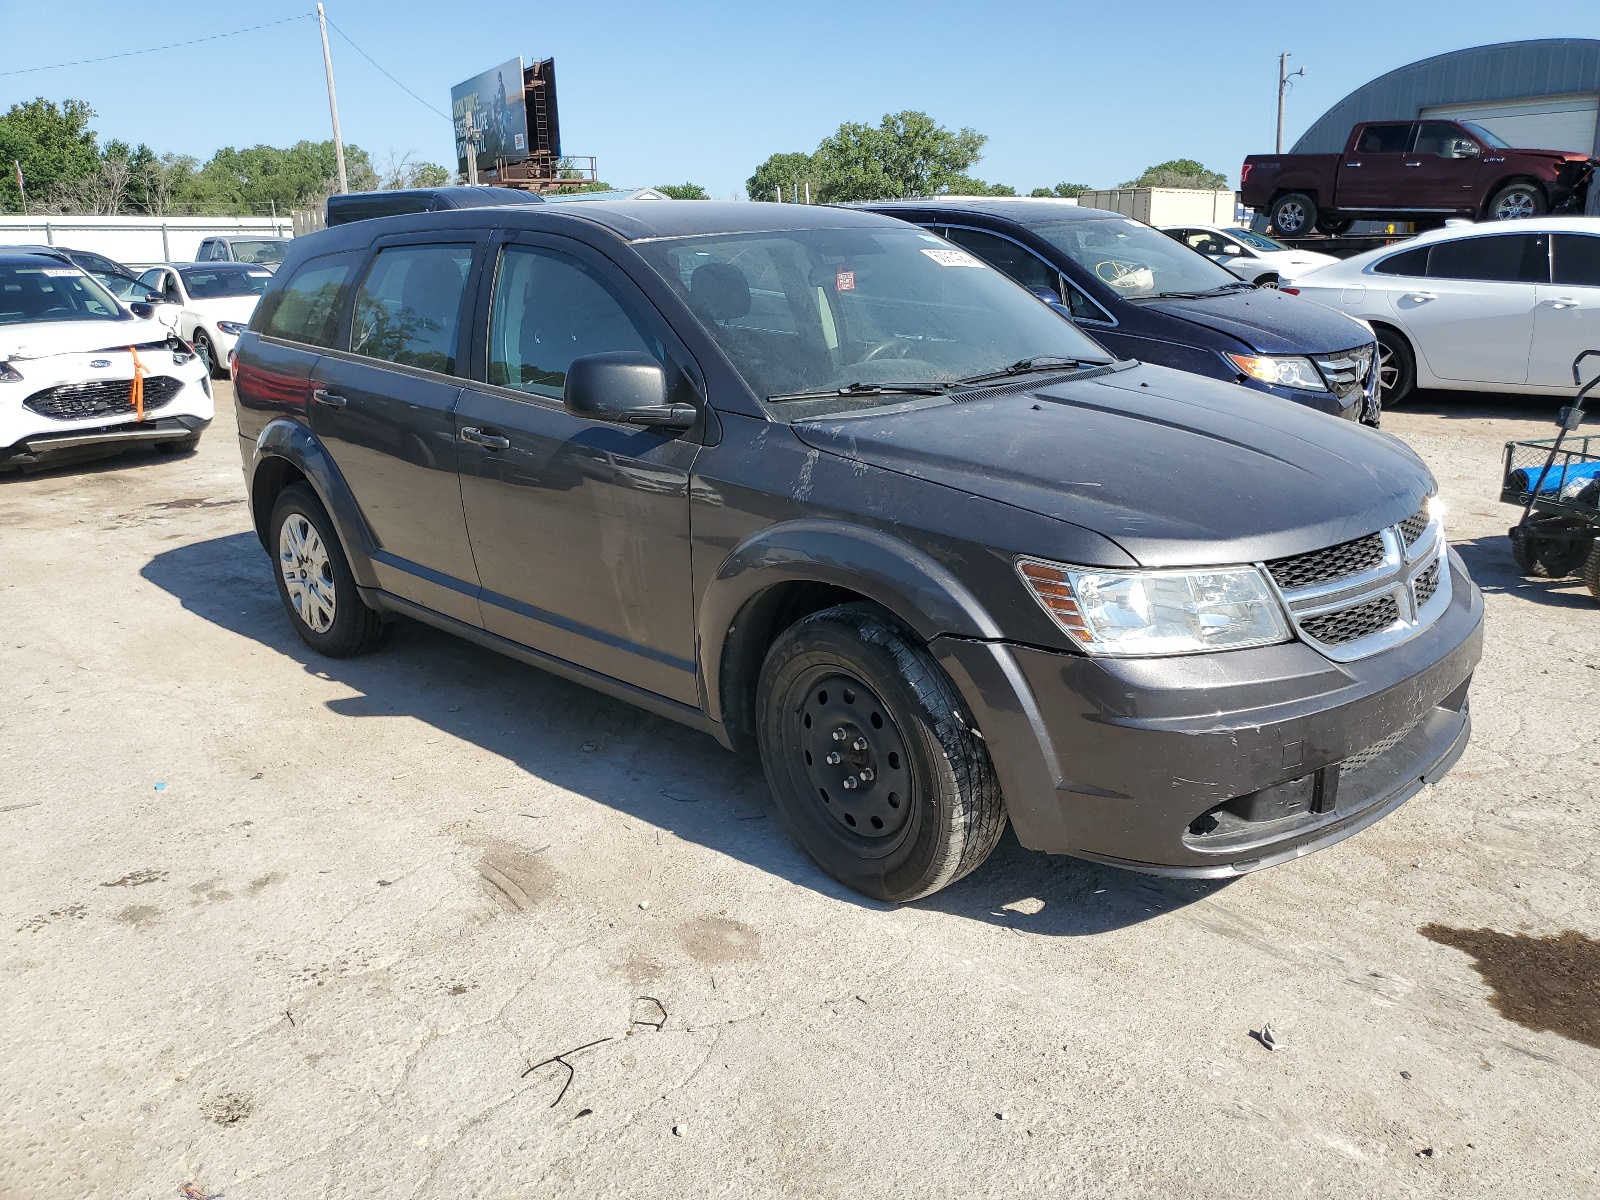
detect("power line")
(324, 17), (452, 123)
(0, 14), (315, 78)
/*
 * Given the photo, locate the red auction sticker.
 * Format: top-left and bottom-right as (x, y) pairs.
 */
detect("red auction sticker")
(836, 270), (856, 291)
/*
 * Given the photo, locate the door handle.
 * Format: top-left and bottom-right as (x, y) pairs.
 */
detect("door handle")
(1403, 161), (1423, 167)
(460, 426), (511, 450)
(1543, 298), (1581, 309)
(311, 388), (346, 407)
(1403, 291), (1436, 302)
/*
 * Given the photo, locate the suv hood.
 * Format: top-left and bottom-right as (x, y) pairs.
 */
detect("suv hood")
(790, 362), (1430, 568)
(1, 317), (168, 362)
(1137, 286), (1371, 356)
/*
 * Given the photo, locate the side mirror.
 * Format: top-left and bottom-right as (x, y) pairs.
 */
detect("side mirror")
(129, 302), (156, 319)
(1222, 243), (1244, 254)
(563, 352), (696, 429)
(1454, 140), (1481, 158)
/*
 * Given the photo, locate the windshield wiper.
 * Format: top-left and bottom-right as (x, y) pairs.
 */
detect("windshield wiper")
(1136, 282), (1256, 300)
(952, 356), (1107, 387)
(766, 381), (950, 403)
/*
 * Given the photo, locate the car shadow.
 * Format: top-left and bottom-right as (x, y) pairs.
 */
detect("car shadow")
(1455, 533), (1596, 610)
(1399, 389), (1570, 422)
(141, 531), (1226, 935)
(0, 442), (186, 481)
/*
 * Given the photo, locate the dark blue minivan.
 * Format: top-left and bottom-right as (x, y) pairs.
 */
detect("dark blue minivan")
(858, 198), (1381, 424)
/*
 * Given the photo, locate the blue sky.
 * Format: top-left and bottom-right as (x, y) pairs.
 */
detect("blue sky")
(2, 1), (1596, 196)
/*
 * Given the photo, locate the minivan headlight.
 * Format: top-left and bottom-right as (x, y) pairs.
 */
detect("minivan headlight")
(1227, 352), (1328, 392)
(1016, 557), (1291, 656)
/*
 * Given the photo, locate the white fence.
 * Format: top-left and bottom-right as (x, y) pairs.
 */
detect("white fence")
(0, 215), (294, 268)
(1076, 189), (1240, 227)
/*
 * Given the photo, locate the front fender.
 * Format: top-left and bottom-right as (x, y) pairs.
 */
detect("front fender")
(698, 519), (1004, 731)
(249, 417), (380, 590)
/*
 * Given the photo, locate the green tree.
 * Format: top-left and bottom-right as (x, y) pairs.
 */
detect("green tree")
(191, 140), (378, 214)
(0, 97), (101, 212)
(655, 182), (709, 199)
(747, 151), (817, 203)
(1029, 182), (1091, 198)
(811, 111), (987, 202)
(943, 178), (1016, 196)
(1120, 159), (1228, 190)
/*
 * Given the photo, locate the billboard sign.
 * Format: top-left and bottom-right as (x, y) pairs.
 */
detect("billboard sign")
(452, 57), (528, 175)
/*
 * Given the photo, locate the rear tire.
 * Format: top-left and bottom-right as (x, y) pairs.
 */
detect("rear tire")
(1317, 217), (1353, 236)
(755, 603), (1006, 903)
(269, 482), (387, 657)
(1509, 524), (1590, 578)
(1584, 542), (1600, 602)
(1488, 182), (1546, 221)
(1374, 325), (1416, 409)
(1256, 273), (1280, 289)
(1269, 193), (1317, 236)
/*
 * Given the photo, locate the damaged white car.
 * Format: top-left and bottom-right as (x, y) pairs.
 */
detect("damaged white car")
(2, 249), (213, 472)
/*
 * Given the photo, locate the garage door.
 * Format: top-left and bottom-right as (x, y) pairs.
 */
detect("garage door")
(1420, 94), (1599, 154)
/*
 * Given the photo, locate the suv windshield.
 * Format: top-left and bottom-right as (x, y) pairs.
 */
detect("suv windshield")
(179, 266), (273, 299)
(636, 226), (1112, 415)
(1029, 218), (1241, 299)
(227, 239), (288, 265)
(0, 261), (124, 325)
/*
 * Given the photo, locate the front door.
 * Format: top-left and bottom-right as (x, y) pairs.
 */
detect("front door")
(1387, 232), (1545, 385)
(1339, 122), (1415, 210)
(454, 235), (702, 705)
(1530, 232), (1600, 389)
(1403, 122), (1485, 213)
(310, 237), (485, 625)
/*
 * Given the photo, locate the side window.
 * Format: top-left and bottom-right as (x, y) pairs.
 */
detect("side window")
(1413, 122), (1472, 158)
(1426, 234), (1547, 283)
(487, 245), (660, 398)
(138, 268), (163, 290)
(1553, 235), (1600, 286)
(258, 252), (361, 347)
(1372, 246), (1429, 276)
(1183, 231), (1232, 256)
(1355, 124), (1412, 154)
(1061, 279), (1110, 324)
(350, 243), (474, 374)
(941, 226), (1060, 294)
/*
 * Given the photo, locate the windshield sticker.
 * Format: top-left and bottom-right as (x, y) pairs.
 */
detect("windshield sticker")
(34, 268), (85, 277)
(247, 270), (272, 277)
(920, 248), (986, 268)
(835, 270), (855, 291)
(917, 233), (945, 243)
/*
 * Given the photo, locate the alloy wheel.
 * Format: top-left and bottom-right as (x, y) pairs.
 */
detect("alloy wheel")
(795, 672), (912, 841)
(279, 513), (337, 633)
(192, 332), (213, 373)
(1494, 190), (1536, 220)
(1377, 342), (1399, 396)
(1276, 202), (1307, 233)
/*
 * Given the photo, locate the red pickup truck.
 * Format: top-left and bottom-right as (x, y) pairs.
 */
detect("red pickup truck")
(1241, 119), (1596, 236)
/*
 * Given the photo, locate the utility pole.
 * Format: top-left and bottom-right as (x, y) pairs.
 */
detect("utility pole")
(1277, 53), (1305, 154)
(317, 4), (349, 194)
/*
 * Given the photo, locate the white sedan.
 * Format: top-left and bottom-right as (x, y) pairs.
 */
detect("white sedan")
(138, 263), (272, 377)
(1161, 224), (1338, 288)
(2, 249), (212, 471)
(1284, 217), (1600, 406)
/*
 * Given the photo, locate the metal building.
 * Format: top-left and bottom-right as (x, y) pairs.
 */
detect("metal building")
(1292, 38), (1600, 212)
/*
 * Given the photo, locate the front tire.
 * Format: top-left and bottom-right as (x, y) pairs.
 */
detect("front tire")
(755, 604), (1006, 903)
(1374, 325), (1416, 409)
(1584, 542), (1600, 602)
(269, 482), (387, 657)
(1509, 524), (1592, 578)
(1488, 182), (1546, 221)
(1269, 193), (1317, 236)
(1256, 273), (1280, 289)
(190, 329), (222, 379)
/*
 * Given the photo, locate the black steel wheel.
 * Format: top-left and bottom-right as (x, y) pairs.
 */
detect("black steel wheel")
(756, 604), (1005, 903)
(1374, 325), (1416, 409)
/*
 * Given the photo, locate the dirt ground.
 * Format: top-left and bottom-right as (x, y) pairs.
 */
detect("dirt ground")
(2, 384), (1596, 1199)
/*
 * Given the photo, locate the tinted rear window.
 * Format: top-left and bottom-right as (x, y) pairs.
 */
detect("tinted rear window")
(256, 252), (361, 346)
(1553, 234), (1600, 286)
(1372, 246), (1428, 276)
(1356, 124), (1412, 153)
(326, 195), (437, 226)
(1425, 234), (1547, 283)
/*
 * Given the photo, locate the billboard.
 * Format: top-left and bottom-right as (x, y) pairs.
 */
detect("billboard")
(452, 57), (528, 176)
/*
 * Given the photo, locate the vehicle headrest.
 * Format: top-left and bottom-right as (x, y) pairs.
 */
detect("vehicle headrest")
(689, 262), (750, 321)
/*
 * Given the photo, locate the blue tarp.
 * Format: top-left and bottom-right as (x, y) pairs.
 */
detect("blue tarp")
(1508, 461), (1600, 495)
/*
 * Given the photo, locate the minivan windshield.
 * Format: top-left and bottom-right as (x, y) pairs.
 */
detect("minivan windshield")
(636, 226), (1113, 415)
(1030, 218), (1242, 299)
(0, 260), (124, 325)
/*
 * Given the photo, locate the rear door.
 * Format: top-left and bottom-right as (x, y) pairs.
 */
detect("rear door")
(309, 235), (487, 625)
(1404, 122), (1484, 213)
(1389, 232), (1546, 384)
(1530, 232), (1600, 389)
(1339, 123), (1415, 209)
(453, 232), (703, 704)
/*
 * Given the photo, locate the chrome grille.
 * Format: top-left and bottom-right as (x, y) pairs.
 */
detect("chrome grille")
(23, 376), (183, 421)
(1269, 503), (1448, 662)
(1343, 716), (1422, 774)
(1267, 533), (1386, 591)
(1312, 343), (1376, 402)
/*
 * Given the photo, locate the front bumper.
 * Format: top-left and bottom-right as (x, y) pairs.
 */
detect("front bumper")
(935, 548), (1483, 876)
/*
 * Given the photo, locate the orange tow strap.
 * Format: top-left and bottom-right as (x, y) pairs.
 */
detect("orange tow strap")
(128, 345), (146, 422)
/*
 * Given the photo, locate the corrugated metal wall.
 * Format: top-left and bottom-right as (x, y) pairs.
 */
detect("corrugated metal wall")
(1292, 38), (1600, 157)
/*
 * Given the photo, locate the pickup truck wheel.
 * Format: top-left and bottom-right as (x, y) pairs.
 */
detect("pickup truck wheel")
(270, 482), (388, 657)
(1269, 193), (1317, 236)
(755, 604), (1006, 903)
(1488, 182), (1546, 221)
(1374, 326), (1416, 408)
(1317, 217), (1353, 236)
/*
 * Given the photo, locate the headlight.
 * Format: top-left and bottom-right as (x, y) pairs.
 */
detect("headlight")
(1016, 557), (1291, 656)
(216, 320), (250, 336)
(1226, 352), (1328, 392)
